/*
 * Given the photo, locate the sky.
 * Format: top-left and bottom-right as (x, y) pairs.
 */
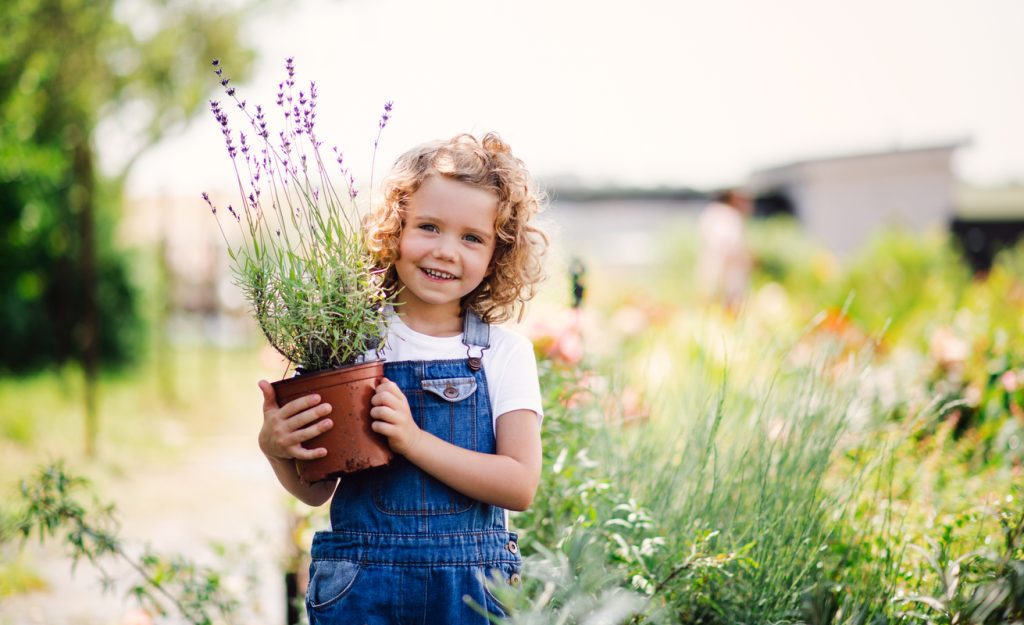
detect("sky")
(120, 0), (1024, 198)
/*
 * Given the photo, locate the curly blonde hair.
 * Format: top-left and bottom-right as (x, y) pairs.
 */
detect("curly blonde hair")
(365, 133), (548, 324)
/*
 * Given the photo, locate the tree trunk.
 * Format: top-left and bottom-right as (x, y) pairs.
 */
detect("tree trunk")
(157, 200), (178, 407)
(71, 130), (100, 458)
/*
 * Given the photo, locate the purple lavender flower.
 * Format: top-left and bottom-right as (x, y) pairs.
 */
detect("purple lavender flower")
(299, 84), (319, 138)
(378, 100), (393, 130)
(254, 104), (269, 139)
(202, 192), (216, 214)
(227, 204), (240, 221)
(210, 100), (236, 159)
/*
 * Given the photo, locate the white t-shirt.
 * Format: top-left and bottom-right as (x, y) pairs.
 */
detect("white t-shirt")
(364, 311), (544, 427)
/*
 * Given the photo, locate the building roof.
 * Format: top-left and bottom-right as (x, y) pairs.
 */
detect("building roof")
(750, 140), (969, 179)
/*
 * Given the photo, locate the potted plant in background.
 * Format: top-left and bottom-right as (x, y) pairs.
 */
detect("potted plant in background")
(203, 57), (395, 482)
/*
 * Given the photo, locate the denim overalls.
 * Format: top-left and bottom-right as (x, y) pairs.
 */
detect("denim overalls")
(305, 312), (522, 624)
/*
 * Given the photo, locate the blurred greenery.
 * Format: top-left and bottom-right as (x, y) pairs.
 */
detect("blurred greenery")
(489, 220), (1024, 623)
(0, 0), (256, 374)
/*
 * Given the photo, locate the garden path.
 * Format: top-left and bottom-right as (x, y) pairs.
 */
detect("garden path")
(1, 419), (293, 625)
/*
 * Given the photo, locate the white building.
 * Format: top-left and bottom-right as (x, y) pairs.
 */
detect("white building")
(748, 142), (965, 257)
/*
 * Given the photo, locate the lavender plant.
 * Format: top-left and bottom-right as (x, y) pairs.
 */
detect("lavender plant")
(203, 57), (392, 372)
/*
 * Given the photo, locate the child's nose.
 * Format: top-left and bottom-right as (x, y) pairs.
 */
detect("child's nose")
(433, 238), (457, 260)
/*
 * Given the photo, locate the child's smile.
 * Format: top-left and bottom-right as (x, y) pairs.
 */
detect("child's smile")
(421, 267), (457, 281)
(394, 175), (498, 323)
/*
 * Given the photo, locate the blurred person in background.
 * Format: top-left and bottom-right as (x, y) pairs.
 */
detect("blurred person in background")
(697, 188), (753, 312)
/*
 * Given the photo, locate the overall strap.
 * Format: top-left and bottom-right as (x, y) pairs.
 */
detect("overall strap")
(461, 310), (490, 371)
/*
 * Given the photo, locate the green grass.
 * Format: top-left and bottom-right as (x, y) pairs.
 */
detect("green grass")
(514, 233), (1023, 623)
(0, 344), (277, 474)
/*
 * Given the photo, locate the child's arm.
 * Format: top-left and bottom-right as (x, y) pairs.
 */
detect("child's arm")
(371, 378), (541, 511)
(257, 380), (339, 507)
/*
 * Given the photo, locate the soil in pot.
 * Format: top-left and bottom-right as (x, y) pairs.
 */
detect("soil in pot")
(271, 360), (393, 482)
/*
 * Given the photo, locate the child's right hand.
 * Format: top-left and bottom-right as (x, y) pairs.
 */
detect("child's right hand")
(257, 379), (334, 461)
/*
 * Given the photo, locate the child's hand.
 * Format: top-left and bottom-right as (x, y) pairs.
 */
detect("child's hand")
(370, 378), (422, 456)
(257, 379), (334, 461)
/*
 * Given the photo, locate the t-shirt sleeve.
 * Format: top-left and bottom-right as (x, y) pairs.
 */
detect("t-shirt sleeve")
(491, 334), (544, 424)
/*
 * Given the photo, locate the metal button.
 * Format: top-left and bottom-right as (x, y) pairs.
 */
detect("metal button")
(507, 540), (519, 554)
(509, 573), (521, 586)
(468, 357), (482, 371)
(443, 385), (459, 399)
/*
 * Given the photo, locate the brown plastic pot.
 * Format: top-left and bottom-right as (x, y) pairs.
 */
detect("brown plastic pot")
(271, 360), (393, 482)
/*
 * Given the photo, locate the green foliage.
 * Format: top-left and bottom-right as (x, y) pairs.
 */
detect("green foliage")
(0, 0), (255, 373)
(833, 231), (971, 347)
(748, 215), (834, 297)
(895, 493), (1024, 625)
(485, 532), (646, 625)
(512, 350), (855, 623)
(4, 462), (257, 625)
(511, 229), (1024, 623)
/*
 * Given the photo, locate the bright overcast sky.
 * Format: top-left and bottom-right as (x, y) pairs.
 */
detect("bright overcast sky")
(122, 0), (1024, 197)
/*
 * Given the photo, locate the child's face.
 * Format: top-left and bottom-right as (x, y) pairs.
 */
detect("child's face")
(394, 175), (498, 316)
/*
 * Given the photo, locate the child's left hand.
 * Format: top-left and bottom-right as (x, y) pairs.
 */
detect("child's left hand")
(370, 378), (423, 456)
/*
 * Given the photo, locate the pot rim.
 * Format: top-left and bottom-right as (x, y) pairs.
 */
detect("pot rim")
(273, 358), (386, 389)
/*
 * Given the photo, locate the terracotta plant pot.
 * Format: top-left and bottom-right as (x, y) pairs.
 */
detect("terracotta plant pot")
(271, 360), (393, 482)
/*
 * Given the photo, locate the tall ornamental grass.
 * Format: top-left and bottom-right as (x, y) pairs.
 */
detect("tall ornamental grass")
(516, 318), (889, 623)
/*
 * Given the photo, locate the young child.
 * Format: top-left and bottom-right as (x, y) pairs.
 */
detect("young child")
(257, 133), (548, 623)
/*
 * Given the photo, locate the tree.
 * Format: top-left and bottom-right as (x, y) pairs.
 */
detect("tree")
(0, 0), (257, 455)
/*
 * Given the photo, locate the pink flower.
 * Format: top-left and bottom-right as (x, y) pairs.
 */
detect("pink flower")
(1002, 370), (1020, 393)
(929, 327), (969, 369)
(526, 310), (584, 365)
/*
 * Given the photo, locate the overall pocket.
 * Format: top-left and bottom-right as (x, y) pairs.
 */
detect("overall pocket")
(306, 558), (361, 612)
(373, 377), (480, 515)
(478, 562), (521, 618)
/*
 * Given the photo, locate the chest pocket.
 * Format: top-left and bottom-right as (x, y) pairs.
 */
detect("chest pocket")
(373, 376), (481, 515)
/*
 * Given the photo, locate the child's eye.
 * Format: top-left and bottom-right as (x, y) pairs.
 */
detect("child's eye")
(463, 234), (483, 244)
(418, 223), (439, 233)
